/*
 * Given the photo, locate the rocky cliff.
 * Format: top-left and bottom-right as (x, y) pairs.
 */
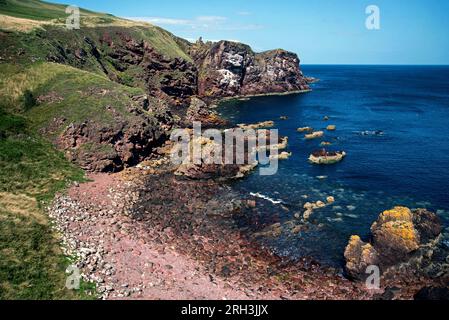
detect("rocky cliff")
(42, 30), (310, 104)
(189, 40), (310, 98)
(0, 1), (311, 172)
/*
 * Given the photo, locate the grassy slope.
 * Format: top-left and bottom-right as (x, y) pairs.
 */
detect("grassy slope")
(0, 63), (112, 299)
(0, 62), (145, 131)
(0, 32), (101, 298)
(0, 0), (191, 61)
(0, 107), (96, 299)
(0, 0), (176, 300)
(0, 0), (196, 300)
(0, 0), (108, 20)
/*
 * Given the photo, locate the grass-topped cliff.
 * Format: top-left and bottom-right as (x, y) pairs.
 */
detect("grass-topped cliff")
(0, 0), (309, 299)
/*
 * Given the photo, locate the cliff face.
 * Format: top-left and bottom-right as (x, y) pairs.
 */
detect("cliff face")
(41, 26), (199, 107)
(44, 30), (309, 103)
(0, 1), (311, 172)
(189, 40), (310, 98)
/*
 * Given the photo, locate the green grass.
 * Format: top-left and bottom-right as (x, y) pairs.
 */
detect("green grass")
(0, 0), (196, 300)
(0, 60), (153, 300)
(0, 0), (106, 21)
(0, 1), (192, 61)
(0, 62), (144, 133)
(0, 124), (84, 202)
(0, 108), (97, 299)
(0, 0), (69, 20)
(0, 208), (95, 300)
(130, 25), (192, 61)
(0, 61), (110, 300)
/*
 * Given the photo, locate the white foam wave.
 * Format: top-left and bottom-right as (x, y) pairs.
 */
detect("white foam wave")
(250, 192), (283, 205)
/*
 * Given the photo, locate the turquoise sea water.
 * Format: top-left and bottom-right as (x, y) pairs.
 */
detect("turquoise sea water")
(219, 65), (449, 267)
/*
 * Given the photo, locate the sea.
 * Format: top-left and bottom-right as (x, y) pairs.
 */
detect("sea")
(219, 65), (449, 268)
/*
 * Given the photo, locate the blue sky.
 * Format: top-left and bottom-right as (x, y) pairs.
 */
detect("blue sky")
(54, 0), (449, 64)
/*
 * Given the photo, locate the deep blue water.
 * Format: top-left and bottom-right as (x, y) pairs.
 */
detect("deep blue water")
(219, 65), (449, 267)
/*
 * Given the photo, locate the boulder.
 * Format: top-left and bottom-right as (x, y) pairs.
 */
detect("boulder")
(303, 209), (313, 220)
(237, 121), (274, 130)
(344, 236), (379, 280)
(370, 207), (420, 264)
(270, 151), (292, 160)
(344, 206), (442, 280)
(185, 97), (225, 127)
(173, 134), (261, 180)
(412, 208), (442, 243)
(326, 196), (335, 204)
(315, 200), (326, 208)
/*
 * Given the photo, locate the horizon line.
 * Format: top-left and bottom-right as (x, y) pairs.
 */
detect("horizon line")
(301, 63), (449, 66)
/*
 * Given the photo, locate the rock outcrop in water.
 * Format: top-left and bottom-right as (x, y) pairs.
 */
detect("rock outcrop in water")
(171, 128), (288, 180)
(344, 207), (442, 280)
(189, 40), (310, 98)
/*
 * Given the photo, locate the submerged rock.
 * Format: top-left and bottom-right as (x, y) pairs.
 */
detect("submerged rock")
(238, 121), (274, 130)
(253, 223), (283, 238)
(303, 209), (313, 220)
(305, 131), (324, 140)
(270, 151), (292, 161)
(359, 130), (384, 136)
(297, 126), (313, 133)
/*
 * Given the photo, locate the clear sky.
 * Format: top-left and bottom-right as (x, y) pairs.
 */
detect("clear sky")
(53, 0), (449, 64)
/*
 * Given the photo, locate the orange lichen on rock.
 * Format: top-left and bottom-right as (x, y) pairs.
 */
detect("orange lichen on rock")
(373, 220), (420, 253)
(371, 207), (420, 254)
(344, 206), (442, 280)
(344, 235), (379, 279)
(348, 235), (361, 246)
(377, 206), (413, 224)
(361, 243), (375, 260)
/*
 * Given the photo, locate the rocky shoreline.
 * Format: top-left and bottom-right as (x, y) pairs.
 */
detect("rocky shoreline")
(48, 156), (447, 300)
(2, 0), (447, 301)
